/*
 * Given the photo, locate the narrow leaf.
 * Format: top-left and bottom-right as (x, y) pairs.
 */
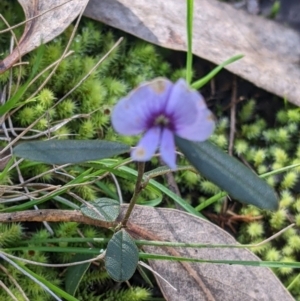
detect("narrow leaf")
(105, 229), (139, 281)
(13, 140), (130, 164)
(139, 196), (162, 206)
(191, 54), (243, 89)
(176, 137), (278, 210)
(65, 253), (92, 296)
(81, 198), (120, 222)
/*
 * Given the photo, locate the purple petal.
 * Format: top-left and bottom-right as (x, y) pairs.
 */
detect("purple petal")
(165, 79), (199, 128)
(111, 78), (173, 135)
(131, 126), (161, 162)
(165, 79), (215, 141)
(175, 108), (215, 141)
(160, 128), (176, 170)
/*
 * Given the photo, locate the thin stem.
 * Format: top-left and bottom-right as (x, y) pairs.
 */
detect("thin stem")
(195, 191), (227, 212)
(0, 249), (105, 268)
(0, 281), (18, 301)
(287, 273), (300, 291)
(186, 0), (194, 84)
(191, 54), (243, 89)
(139, 253), (300, 269)
(122, 162), (145, 226)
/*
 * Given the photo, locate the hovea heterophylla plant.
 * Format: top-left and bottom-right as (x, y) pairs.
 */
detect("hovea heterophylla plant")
(12, 60), (279, 287)
(1, 0), (287, 299)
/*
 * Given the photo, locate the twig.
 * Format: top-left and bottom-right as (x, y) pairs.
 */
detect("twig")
(228, 76), (237, 156)
(159, 158), (182, 210)
(222, 76), (237, 218)
(122, 162), (145, 226)
(0, 209), (115, 228)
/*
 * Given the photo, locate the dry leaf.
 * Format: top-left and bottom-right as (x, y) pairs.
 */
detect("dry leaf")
(84, 0), (300, 106)
(0, 0), (89, 73)
(119, 205), (293, 301)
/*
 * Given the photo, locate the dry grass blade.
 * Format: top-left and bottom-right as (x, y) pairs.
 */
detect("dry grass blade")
(0, 281), (19, 301)
(0, 264), (29, 301)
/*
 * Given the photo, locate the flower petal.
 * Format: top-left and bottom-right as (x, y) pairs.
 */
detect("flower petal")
(160, 128), (176, 170)
(175, 108), (215, 141)
(165, 79), (199, 129)
(166, 79), (215, 141)
(111, 78), (173, 135)
(131, 126), (161, 162)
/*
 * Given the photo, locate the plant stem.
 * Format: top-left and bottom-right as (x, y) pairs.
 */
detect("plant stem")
(186, 0), (194, 84)
(122, 162), (145, 226)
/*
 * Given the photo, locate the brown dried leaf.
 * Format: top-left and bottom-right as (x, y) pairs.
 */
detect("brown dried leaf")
(118, 205), (293, 301)
(0, 0), (89, 73)
(84, 0), (300, 106)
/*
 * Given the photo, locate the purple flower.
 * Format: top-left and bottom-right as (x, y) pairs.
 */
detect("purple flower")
(111, 78), (215, 169)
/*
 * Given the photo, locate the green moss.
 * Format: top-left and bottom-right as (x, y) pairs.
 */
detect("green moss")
(238, 99), (255, 122)
(246, 221), (264, 239)
(200, 180), (221, 194)
(280, 172), (298, 190)
(234, 139), (249, 156)
(264, 247), (281, 261)
(104, 287), (151, 301)
(0, 224), (23, 247)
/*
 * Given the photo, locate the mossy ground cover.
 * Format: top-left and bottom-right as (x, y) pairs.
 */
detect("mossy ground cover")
(1, 0), (300, 300)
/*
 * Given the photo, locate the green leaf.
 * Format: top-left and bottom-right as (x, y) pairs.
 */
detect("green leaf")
(105, 229), (139, 282)
(81, 198), (120, 222)
(13, 140), (130, 164)
(191, 54), (243, 89)
(65, 253), (92, 296)
(139, 196), (162, 206)
(176, 137), (278, 210)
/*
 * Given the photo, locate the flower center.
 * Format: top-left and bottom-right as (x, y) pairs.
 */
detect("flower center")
(154, 114), (170, 127)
